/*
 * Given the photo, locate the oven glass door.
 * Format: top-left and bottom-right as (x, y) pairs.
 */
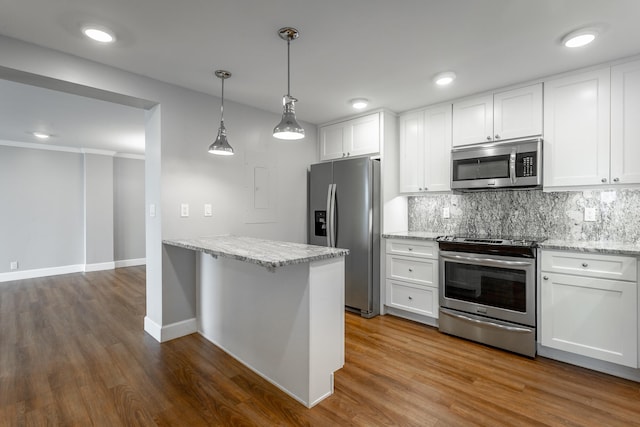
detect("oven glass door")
(444, 261), (526, 311)
(439, 251), (535, 326)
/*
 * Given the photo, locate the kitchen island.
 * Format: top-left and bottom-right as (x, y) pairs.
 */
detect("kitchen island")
(162, 236), (349, 408)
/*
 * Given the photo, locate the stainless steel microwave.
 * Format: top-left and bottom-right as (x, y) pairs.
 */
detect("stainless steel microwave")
(451, 138), (542, 191)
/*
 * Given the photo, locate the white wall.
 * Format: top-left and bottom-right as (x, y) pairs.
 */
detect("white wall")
(0, 35), (318, 337)
(84, 153), (114, 266)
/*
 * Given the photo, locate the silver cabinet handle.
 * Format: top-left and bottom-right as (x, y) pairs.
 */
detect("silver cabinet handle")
(486, 136), (492, 141)
(342, 153), (346, 157)
(408, 296), (413, 301)
(614, 177), (620, 182)
(347, 152), (350, 156)
(495, 134), (500, 139)
(601, 178), (607, 183)
(440, 253), (533, 268)
(418, 187), (423, 191)
(408, 247), (413, 251)
(408, 268), (413, 272)
(543, 276), (549, 280)
(582, 262), (588, 268)
(423, 187), (428, 191)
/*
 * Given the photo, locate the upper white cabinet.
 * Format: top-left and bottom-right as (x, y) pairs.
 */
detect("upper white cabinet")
(452, 83), (542, 147)
(399, 103), (452, 193)
(319, 112), (380, 161)
(543, 68), (611, 188)
(611, 59), (640, 185)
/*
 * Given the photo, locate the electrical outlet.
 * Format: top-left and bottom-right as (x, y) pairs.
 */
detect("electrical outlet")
(181, 203), (189, 217)
(204, 204), (213, 217)
(584, 207), (597, 222)
(442, 207), (450, 219)
(10, 261), (18, 271)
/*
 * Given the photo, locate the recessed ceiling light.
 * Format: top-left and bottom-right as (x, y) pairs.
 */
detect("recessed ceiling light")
(82, 26), (116, 43)
(350, 98), (369, 109)
(562, 28), (598, 48)
(32, 132), (51, 139)
(434, 71), (456, 86)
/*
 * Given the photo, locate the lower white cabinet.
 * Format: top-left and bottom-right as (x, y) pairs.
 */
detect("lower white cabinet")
(541, 250), (638, 368)
(385, 238), (439, 318)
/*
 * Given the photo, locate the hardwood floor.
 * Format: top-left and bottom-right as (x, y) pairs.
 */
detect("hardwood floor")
(1, 267), (639, 426)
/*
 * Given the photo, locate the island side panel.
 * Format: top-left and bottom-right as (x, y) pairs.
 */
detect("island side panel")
(197, 251), (312, 406)
(308, 257), (345, 407)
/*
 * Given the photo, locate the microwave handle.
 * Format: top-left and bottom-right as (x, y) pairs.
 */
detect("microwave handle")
(509, 149), (516, 184)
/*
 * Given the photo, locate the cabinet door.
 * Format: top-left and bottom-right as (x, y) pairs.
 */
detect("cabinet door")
(493, 83), (542, 141)
(319, 122), (346, 161)
(543, 68), (611, 187)
(399, 111), (424, 193)
(423, 103), (452, 192)
(541, 272), (638, 368)
(611, 60), (640, 185)
(346, 113), (380, 157)
(452, 94), (493, 147)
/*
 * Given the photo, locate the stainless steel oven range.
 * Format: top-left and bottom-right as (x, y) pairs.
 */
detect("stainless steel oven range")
(437, 236), (543, 357)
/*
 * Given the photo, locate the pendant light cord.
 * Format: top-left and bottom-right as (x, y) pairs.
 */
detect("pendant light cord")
(220, 77), (225, 123)
(287, 38), (291, 97)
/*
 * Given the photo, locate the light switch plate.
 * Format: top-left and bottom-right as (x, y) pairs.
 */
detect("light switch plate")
(181, 203), (189, 217)
(442, 207), (450, 219)
(584, 207), (596, 222)
(600, 191), (616, 203)
(204, 204), (212, 217)
(149, 204), (156, 217)
(10, 261), (18, 271)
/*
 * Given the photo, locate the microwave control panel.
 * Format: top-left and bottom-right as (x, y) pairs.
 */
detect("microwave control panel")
(516, 152), (537, 177)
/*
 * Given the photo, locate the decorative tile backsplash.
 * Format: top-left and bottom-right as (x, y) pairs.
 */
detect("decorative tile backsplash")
(408, 189), (640, 243)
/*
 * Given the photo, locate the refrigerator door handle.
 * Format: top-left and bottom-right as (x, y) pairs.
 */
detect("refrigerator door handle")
(326, 184), (333, 247)
(327, 184), (337, 248)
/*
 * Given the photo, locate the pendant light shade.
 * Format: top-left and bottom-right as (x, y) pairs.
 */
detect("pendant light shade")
(208, 70), (235, 156)
(273, 27), (305, 140)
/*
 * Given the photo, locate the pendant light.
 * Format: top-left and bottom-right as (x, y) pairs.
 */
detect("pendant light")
(208, 70), (234, 155)
(273, 27), (305, 140)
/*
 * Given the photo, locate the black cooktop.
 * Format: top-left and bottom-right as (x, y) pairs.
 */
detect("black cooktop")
(436, 235), (547, 258)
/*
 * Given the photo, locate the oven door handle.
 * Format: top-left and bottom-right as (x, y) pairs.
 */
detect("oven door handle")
(443, 310), (532, 334)
(440, 253), (532, 268)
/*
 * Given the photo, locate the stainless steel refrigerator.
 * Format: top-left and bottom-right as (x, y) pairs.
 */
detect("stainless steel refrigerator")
(308, 157), (380, 318)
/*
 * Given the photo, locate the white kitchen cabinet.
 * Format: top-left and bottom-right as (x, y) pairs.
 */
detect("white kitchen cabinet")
(399, 103), (452, 193)
(319, 112), (380, 161)
(452, 83), (542, 147)
(540, 250), (638, 368)
(385, 238), (439, 318)
(611, 59), (640, 185)
(452, 93), (493, 147)
(543, 67), (611, 188)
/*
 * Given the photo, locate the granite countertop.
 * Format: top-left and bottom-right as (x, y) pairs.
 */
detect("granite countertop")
(539, 239), (640, 257)
(163, 235), (349, 271)
(382, 231), (442, 241)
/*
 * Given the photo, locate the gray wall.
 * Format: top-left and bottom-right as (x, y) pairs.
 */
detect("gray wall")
(114, 157), (145, 261)
(0, 145), (84, 272)
(84, 153), (114, 265)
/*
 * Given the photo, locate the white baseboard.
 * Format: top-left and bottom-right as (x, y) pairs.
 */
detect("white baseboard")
(144, 316), (197, 343)
(84, 261), (116, 272)
(0, 264), (85, 283)
(0, 258), (146, 282)
(115, 258), (146, 268)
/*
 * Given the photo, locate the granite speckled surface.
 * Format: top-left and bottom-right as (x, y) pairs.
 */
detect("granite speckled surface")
(163, 236), (349, 271)
(382, 231), (440, 241)
(540, 239), (640, 257)
(409, 189), (640, 244)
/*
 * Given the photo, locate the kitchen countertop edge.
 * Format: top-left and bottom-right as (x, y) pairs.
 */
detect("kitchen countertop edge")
(539, 239), (640, 257)
(163, 236), (349, 270)
(382, 231), (441, 241)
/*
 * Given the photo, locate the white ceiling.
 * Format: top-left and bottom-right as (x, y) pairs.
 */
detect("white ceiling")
(1, 0), (640, 154)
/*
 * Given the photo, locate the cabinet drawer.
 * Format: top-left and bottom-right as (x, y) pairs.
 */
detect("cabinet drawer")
(386, 280), (438, 317)
(541, 250), (637, 282)
(386, 239), (437, 258)
(386, 255), (437, 286)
